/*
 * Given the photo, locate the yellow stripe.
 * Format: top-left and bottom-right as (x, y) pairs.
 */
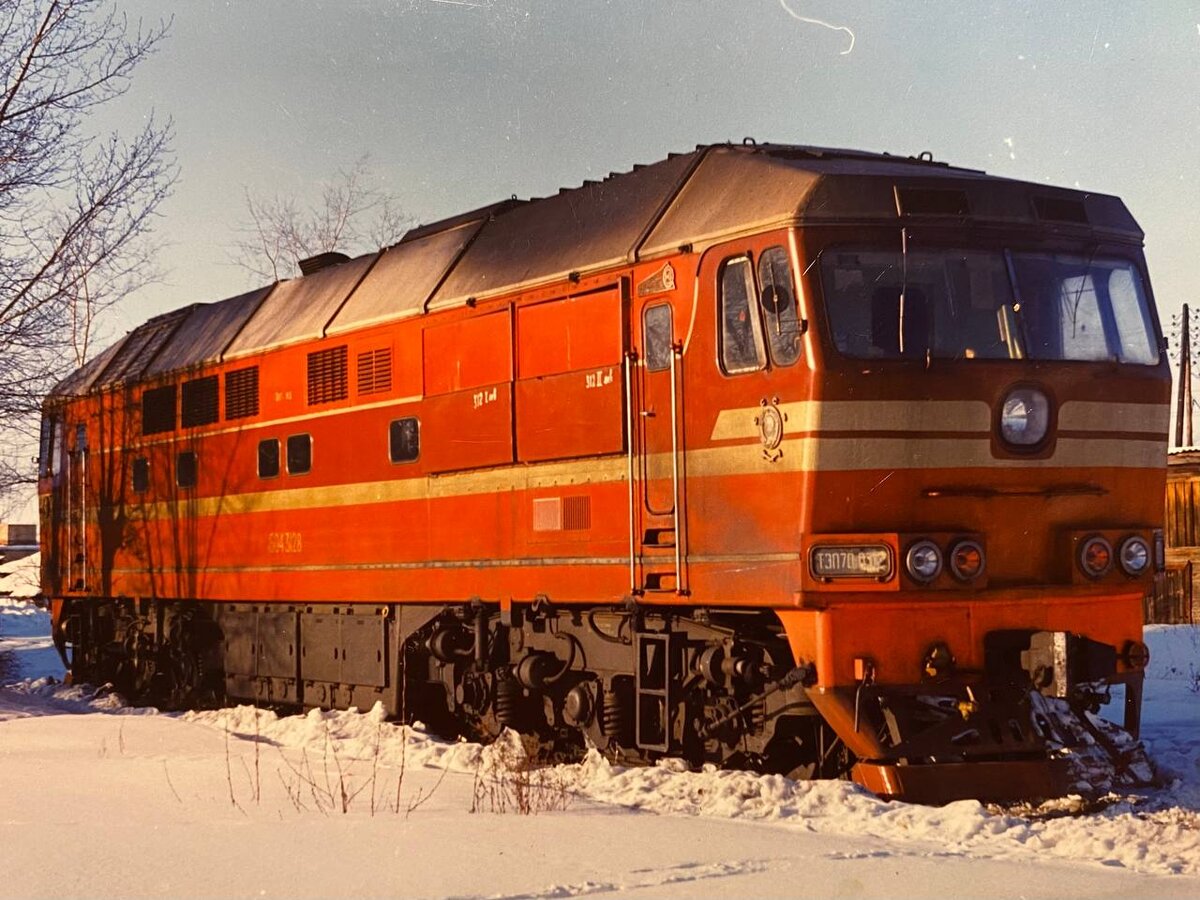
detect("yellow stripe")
(1058, 401), (1169, 434)
(126, 433), (1164, 522)
(710, 400), (991, 441)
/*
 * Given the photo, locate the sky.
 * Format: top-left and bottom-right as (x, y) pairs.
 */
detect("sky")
(94, 0), (1200, 341)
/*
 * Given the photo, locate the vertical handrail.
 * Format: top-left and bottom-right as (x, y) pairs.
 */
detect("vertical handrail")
(79, 446), (87, 589)
(669, 345), (681, 592)
(65, 449), (73, 590)
(624, 351), (637, 594)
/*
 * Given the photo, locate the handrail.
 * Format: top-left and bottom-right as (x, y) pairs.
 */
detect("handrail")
(624, 351), (637, 594)
(65, 448), (73, 590)
(669, 345), (682, 593)
(79, 445), (87, 590)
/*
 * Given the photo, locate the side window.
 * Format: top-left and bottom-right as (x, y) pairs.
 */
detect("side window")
(38, 416), (54, 478)
(132, 457), (149, 493)
(258, 439), (280, 479)
(758, 247), (802, 367)
(176, 451), (197, 489)
(643, 304), (674, 372)
(719, 257), (766, 374)
(286, 434), (312, 475)
(389, 418), (420, 464)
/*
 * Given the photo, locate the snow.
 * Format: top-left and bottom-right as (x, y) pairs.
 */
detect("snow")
(2, 597), (1199, 897)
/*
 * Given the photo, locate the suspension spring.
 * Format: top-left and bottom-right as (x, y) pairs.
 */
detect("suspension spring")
(602, 685), (630, 745)
(495, 676), (521, 728)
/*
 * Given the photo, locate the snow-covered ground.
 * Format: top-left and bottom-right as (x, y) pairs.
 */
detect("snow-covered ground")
(2, 585), (1198, 898)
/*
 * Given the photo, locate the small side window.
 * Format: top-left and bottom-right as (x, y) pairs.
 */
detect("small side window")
(758, 247), (803, 367)
(389, 418), (420, 464)
(38, 416), (55, 478)
(258, 439), (280, 479)
(719, 257), (766, 374)
(176, 451), (197, 489)
(643, 304), (674, 372)
(132, 457), (150, 493)
(287, 434), (312, 475)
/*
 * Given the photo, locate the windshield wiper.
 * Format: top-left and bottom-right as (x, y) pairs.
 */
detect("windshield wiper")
(1002, 249), (1029, 359)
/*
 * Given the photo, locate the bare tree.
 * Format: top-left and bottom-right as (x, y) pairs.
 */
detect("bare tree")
(0, 0), (176, 501)
(232, 157), (411, 283)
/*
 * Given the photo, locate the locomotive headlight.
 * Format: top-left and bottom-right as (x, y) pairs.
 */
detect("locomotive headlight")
(999, 387), (1049, 447)
(949, 540), (986, 581)
(1079, 535), (1113, 578)
(1117, 535), (1150, 576)
(905, 540), (943, 583)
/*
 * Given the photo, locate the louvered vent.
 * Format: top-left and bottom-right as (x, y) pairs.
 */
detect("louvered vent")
(531, 496), (591, 532)
(141, 385), (176, 435)
(357, 348), (393, 395)
(181, 375), (219, 427)
(308, 346), (349, 405)
(224, 366), (259, 420)
(562, 496), (591, 531)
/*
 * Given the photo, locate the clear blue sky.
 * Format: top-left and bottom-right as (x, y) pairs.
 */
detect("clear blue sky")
(103, 0), (1199, 339)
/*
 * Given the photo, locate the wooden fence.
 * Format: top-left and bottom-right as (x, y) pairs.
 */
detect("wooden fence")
(1146, 564), (1195, 624)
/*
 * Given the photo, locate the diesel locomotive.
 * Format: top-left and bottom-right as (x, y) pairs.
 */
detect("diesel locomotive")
(38, 143), (1169, 802)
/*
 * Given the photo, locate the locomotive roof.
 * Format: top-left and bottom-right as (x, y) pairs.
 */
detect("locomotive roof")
(54, 142), (1143, 395)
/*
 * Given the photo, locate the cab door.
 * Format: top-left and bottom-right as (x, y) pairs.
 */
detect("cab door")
(630, 293), (686, 594)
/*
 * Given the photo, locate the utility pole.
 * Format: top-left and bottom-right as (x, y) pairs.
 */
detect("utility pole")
(1177, 303), (1193, 448)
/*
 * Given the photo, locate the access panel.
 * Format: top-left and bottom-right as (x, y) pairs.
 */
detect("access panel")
(515, 285), (625, 462)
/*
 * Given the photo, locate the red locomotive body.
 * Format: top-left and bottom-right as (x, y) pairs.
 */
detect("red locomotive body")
(38, 145), (1169, 802)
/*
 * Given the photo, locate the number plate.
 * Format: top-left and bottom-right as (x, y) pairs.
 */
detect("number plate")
(810, 544), (893, 580)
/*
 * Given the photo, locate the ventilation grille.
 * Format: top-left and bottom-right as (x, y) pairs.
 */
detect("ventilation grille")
(181, 375), (219, 427)
(562, 496), (591, 531)
(141, 385), (176, 435)
(531, 496), (591, 532)
(357, 348), (393, 395)
(224, 366), (259, 420)
(308, 346), (348, 405)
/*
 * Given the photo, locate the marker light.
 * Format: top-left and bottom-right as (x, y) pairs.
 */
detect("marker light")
(999, 387), (1049, 447)
(905, 540), (943, 582)
(1117, 535), (1150, 576)
(949, 540), (986, 581)
(1079, 535), (1113, 578)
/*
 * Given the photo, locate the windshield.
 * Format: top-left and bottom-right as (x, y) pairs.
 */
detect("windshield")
(821, 248), (1159, 364)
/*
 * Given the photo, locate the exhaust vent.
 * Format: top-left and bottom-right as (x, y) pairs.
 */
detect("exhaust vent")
(298, 251), (351, 276)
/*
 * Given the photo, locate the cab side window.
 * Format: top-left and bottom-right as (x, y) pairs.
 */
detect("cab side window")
(758, 247), (802, 366)
(719, 257), (766, 374)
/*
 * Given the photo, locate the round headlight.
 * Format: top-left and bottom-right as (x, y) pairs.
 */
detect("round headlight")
(905, 540), (943, 582)
(1079, 535), (1113, 578)
(949, 540), (986, 581)
(1118, 535), (1150, 576)
(999, 387), (1049, 447)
